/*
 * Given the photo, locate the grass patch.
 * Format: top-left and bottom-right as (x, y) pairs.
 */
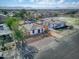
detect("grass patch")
(65, 17), (79, 25)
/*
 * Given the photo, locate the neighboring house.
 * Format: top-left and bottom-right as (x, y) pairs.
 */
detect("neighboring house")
(0, 24), (12, 36)
(19, 23), (45, 36)
(48, 21), (67, 30)
(40, 18), (67, 30)
(24, 19), (37, 24)
(0, 14), (6, 23)
(19, 19), (68, 36)
(0, 24), (13, 46)
(7, 12), (14, 17)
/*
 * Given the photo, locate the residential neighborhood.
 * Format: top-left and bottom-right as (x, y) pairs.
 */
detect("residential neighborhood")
(0, 9), (79, 59)
(0, 0), (79, 59)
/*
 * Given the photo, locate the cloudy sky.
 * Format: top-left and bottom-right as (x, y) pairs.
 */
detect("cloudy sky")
(0, 0), (79, 9)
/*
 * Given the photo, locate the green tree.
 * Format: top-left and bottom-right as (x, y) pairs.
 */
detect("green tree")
(53, 13), (58, 17)
(13, 9), (26, 19)
(5, 17), (20, 30)
(2, 9), (8, 15)
(5, 17), (25, 45)
(5, 17), (38, 59)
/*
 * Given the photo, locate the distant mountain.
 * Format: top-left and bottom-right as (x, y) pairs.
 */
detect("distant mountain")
(0, 6), (33, 10)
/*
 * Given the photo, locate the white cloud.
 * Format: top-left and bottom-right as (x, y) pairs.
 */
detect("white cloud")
(34, 0), (59, 6)
(18, 0), (23, 3)
(29, 0), (35, 2)
(56, 1), (79, 9)
(57, 0), (64, 4)
(31, 0), (65, 5)
(15, 0), (79, 9)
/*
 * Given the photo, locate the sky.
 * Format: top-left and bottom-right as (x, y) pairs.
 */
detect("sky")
(0, 0), (79, 9)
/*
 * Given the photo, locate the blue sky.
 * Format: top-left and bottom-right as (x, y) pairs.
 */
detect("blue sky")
(0, 0), (79, 8)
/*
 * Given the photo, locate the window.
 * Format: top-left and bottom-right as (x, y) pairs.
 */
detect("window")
(42, 29), (43, 32)
(32, 30), (34, 34)
(38, 29), (40, 33)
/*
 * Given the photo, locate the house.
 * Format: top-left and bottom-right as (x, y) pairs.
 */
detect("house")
(0, 24), (12, 36)
(24, 19), (37, 24)
(40, 18), (67, 30)
(0, 14), (6, 23)
(48, 21), (67, 30)
(19, 23), (45, 36)
(7, 12), (14, 17)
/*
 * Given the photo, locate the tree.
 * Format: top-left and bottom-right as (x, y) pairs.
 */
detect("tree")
(5, 17), (20, 29)
(5, 17), (24, 40)
(2, 9), (8, 15)
(53, 13), (58, 17)
(5, 17), (38, 59)
(5, 17), (25, 59)
(13, 9), (26, 19)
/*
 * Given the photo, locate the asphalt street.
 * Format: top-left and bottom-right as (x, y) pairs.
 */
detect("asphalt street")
(34, 31), (79, 59)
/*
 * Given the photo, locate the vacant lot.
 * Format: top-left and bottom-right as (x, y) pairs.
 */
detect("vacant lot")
(34, 30), (79, 59)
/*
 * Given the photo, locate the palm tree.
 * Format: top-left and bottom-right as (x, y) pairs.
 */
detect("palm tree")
(5, 17), (38, 59)
(5, 16), (24, 57)
(5, 17), (25, 40)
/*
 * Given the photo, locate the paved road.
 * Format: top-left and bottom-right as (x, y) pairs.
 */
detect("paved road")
(34, 31), (79, 59)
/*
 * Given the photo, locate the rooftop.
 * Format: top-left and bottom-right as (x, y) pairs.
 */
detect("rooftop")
(0, 24), (12, 36)
(19, 23), (44, 32)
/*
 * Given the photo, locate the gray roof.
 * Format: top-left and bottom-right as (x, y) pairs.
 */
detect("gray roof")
(20, 23), (44, 32)
(0, 14), (6, 23)
(0, 24), (12, 36)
